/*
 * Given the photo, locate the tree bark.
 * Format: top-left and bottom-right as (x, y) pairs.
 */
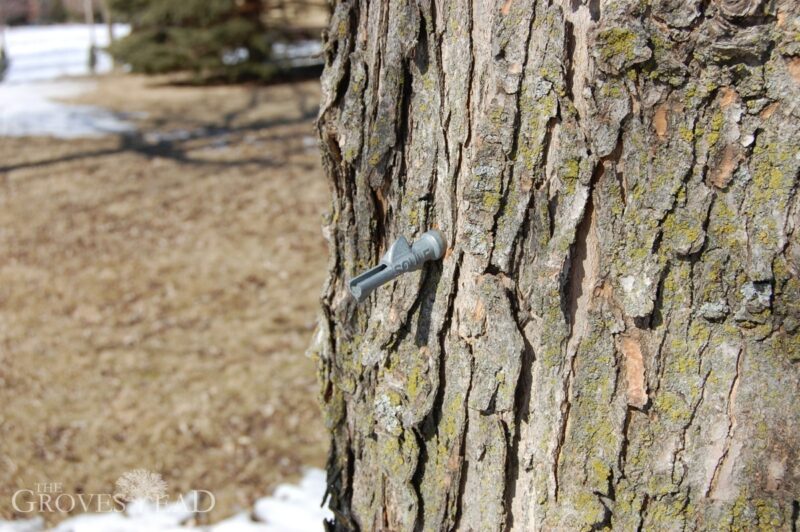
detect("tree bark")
(314, 0), (800, 530)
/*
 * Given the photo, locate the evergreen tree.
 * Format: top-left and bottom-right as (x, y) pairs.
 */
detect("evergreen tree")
(108, 0), (274, 82)
(47, 0), (69, 23)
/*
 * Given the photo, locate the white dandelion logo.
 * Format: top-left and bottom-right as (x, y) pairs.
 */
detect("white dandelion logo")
(115, 469), (168, 503)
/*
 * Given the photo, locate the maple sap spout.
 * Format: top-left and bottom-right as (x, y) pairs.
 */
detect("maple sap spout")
(348, 230), (447, 303)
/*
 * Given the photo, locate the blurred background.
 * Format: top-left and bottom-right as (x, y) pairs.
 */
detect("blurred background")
(0, 0), (332, 529)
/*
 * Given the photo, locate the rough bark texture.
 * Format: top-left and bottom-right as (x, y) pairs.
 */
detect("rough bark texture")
(313, 0), (800, 530)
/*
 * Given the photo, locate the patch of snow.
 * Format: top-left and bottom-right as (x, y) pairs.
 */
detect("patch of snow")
(302, 135), (317, 149)
(222, 48), (250, 66)
(51, 512), (144, 532)
(252, 469), (330, 532)
(0, 468), (331, 532)
(0, 24), (135, 138)
(123, 492), (200, 528)
(3, 24), (130, 84)
(209, 513), (270, 532)
(0, 517), (44, 532)
(0, 80), (135, 138)
(271, 41), (322, 61)
(219, 40), (322, 69)
(144, 129), (196, 144)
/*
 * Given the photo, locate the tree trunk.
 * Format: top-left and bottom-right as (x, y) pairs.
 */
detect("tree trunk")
(314, 0), (800, 530)
(100, 0), (115, 48)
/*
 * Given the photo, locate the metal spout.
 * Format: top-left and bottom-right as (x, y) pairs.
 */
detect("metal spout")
(348, 230), (447, 303)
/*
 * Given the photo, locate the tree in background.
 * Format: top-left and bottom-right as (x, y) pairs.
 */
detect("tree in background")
(108, 0), (273, 81)
(0, 3), (7, 80)
(47, 0), (69, 23)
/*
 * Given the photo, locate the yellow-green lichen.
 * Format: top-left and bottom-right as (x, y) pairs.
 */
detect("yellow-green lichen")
(598, 28), (638, 63)
(654, 390), (690, 423)
(564, 159), (580, 180)
(663, 213), (701, 251)
(572, 491), (607, 528)
(707, 110), (724, 147)
(483, 191), (502, 210)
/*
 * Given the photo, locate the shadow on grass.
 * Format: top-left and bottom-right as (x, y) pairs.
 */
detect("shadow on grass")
(156, 63), (324, 89)
(0, 81), (320, 174)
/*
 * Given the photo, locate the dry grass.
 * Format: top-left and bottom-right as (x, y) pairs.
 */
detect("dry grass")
(0, 75), (329, 524)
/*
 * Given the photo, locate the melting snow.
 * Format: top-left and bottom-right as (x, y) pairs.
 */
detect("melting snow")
(0, 24), (135, 138)
(0, 80), (136, 138)
(3, 24), (129, 84)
